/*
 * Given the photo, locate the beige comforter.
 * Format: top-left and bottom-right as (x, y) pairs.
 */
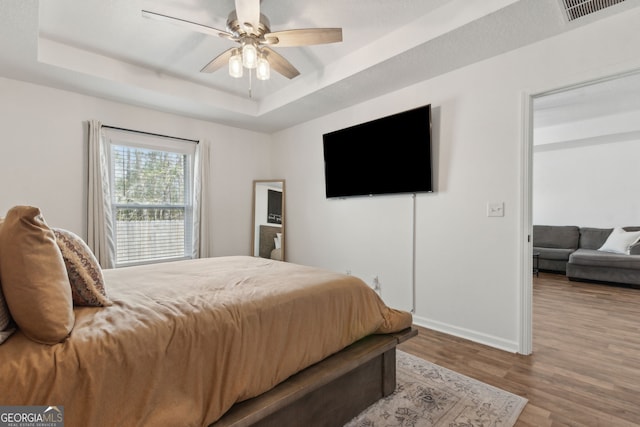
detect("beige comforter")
(0, 256), (412, 426)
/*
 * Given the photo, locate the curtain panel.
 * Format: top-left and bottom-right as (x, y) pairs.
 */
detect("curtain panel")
(87, 119), (116, 269)
(193, 140), (211, 258)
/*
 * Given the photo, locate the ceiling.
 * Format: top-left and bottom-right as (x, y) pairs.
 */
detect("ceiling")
(1, 0), (639, 133)
(534, 70), (640, 128)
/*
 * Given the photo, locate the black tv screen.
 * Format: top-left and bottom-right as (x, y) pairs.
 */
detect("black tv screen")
(322, 104), (433, 198)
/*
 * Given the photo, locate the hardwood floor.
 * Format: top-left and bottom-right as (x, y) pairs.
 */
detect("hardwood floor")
(398, 272), (640, 426)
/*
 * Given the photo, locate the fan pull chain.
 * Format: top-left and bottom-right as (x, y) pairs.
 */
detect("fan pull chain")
(248, 68), (253, 98)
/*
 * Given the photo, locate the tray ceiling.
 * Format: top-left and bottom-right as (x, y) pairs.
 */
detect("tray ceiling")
(1, 0), (638, 132)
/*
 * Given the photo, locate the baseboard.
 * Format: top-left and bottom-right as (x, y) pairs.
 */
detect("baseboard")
(411, 315), (519, 353)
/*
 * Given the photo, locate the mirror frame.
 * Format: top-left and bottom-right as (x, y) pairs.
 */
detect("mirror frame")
(251, 179), (286, 261)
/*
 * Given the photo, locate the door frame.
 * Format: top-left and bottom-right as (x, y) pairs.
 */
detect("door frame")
(519, 68), (640, 355)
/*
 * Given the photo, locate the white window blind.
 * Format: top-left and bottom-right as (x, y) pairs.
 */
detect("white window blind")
(106, 131), (196, 267)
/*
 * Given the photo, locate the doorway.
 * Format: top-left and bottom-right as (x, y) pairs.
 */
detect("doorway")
(521, 69), (640, 354)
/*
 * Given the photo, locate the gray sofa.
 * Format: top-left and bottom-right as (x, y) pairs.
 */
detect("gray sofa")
(533, 225), (579, 273)
(533, 225), (640, 286)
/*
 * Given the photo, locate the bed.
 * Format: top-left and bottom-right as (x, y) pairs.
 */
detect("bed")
(0, 208), (414, 427)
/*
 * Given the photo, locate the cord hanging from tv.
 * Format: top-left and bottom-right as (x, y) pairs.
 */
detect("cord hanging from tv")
(322, 104), (433, 198)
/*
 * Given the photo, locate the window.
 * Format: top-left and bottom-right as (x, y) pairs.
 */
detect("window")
(106, 131), (197, 267)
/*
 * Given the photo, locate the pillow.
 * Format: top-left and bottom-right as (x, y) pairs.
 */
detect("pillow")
(0, 206), (75, 344)
(53, 228), (112, 307)
(598, 227), (640, 255)
(0, 217), (17, 345)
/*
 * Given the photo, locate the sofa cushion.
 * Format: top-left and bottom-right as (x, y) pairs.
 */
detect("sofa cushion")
(578, 227), (614, 250)
(533, 247), (575, 261)
(533, 225), (579, 249)
(569, 249), (640, 269)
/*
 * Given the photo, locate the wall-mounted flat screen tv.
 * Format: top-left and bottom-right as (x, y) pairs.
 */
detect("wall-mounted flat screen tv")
(322, 104), (433, 198)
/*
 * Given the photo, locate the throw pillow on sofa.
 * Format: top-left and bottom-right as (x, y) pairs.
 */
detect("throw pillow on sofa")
(598, 227), (640, 255)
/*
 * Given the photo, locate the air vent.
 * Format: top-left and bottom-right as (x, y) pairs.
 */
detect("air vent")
(561, 0), (626, 21)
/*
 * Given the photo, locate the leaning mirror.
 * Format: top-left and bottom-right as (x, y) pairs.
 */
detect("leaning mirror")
(252, 180), (285, 261)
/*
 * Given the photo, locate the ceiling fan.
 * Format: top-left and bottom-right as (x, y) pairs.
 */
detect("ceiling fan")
(142, 0), (343, 81)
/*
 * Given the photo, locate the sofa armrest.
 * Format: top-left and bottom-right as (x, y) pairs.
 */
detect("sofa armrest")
(630, 242), (640, 255)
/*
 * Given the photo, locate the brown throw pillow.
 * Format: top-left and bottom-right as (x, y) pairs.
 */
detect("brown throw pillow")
(0, 217), (17, 344)
(53, 228), (111, 307)
(0, 206), (75, 344)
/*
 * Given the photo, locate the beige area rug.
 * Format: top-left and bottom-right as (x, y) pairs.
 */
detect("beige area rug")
(345, 351), (527, 427)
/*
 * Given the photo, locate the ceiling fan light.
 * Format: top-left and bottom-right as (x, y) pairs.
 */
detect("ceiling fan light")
(242, 43), (258, 69)
(256, 57), (270, 81)
(229, 52), (243, 78)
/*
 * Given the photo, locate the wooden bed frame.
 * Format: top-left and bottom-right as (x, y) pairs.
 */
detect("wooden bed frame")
(212, 327), (417, 427)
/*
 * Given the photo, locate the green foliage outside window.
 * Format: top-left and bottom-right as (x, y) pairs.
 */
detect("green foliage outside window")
(112, 146), (187, 221)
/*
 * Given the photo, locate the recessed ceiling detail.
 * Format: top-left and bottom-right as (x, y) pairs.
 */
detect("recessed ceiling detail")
(3, 0), (636, 133)
(560, 0), (626, 21)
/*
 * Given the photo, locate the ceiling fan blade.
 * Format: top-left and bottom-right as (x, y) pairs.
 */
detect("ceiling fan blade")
(234, 0), (261, 35)
(265, 28), (343, 47)
(142, 10), (234, 40)
(262, 47), (300, 79)
(200, 48), (237, 73)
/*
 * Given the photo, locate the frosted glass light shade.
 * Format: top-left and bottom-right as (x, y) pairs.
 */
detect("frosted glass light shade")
(229, 53), (243, 78)
(242, 44), (258, 69)
(256, 57), (270, 80)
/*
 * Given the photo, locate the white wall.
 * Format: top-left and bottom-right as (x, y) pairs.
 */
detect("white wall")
(533, 111), (640, 227)
(3, 9), (640, 354)
(0, 77), (272, 257)
(272, 9), (640, 352)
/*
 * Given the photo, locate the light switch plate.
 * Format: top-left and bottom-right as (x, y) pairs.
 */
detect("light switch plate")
(487, 202), (504, 217)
